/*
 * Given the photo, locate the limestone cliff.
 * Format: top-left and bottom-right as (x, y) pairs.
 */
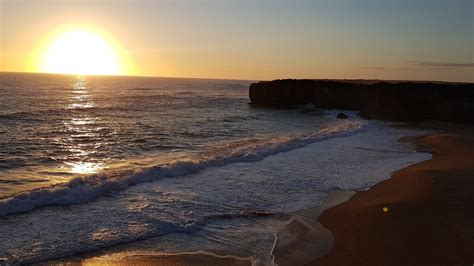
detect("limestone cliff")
(249, 79), (474, 123)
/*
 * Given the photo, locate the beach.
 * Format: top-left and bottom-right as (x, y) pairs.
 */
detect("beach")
(56, 252), (252, 266)
(103, 129), (474, 266)
(60, 128), (474, 266)
(309, 129), (474, 265)
(1, 74), (472, 265)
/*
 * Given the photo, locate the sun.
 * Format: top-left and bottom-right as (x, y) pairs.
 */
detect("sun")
(39, 28), (125, 75)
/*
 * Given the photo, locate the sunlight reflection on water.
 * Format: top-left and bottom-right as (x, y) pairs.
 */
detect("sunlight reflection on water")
(66, 161), (105, 174)
(62, 77), (105, 174)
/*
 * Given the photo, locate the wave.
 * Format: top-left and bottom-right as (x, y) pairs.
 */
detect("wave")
(0, 119), (366, 217)
(205, 210), (274, 220)
(5, 209), (273, 264)
(0, 105), (142, 122)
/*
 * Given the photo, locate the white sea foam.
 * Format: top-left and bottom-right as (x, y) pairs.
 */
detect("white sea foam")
(0, 119), (435, 264)
(0, 119), (366, 217)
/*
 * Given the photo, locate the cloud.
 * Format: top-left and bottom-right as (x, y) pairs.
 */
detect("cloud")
(409, 61), (474, 68)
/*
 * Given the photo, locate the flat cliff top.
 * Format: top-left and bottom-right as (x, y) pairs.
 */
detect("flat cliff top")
(252, 78), (473, 86)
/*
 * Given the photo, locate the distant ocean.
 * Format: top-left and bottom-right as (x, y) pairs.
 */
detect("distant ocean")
(0, 73), (431, 264)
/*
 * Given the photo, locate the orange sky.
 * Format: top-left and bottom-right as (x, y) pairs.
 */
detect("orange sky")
(1, 0), (473, 82)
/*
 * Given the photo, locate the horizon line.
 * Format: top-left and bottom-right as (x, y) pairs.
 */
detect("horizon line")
(0, 70), (472, 84)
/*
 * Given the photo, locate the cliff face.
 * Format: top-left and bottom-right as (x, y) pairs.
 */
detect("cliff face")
(249, 79), (474, 123)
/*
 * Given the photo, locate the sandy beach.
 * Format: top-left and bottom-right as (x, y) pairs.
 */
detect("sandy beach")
(69, 253), (252, 266)
(309, 130), (474, 265)
(50, 128), (474, 266)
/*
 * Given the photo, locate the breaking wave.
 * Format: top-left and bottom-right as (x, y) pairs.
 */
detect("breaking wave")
(0, 119), (366, 217)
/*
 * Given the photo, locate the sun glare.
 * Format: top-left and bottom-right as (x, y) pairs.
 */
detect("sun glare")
(39, 28), (124, 75)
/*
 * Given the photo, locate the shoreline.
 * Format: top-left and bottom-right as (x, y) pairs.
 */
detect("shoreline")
(61, 251), (253, 266)
(308, 130), (474, 265)
(48, 125), (438, 265)
(47, 191), (351, 265)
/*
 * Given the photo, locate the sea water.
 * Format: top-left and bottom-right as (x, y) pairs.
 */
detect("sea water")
(0, 73), (432, 264)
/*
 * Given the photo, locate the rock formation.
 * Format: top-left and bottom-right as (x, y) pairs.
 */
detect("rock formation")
(249, 79), (474, 123)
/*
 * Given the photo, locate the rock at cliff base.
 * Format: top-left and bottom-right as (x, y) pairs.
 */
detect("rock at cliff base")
(337, 113), (348, 119)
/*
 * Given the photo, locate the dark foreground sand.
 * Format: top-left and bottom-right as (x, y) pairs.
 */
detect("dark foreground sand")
(309, 132), (474, 265)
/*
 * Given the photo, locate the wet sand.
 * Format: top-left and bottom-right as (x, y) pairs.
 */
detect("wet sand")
(51, 252), (252, 266)
(309, 131), (474, 265)
(90, 254), (250, 266)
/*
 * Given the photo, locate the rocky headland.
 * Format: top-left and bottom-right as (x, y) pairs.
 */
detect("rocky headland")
(249, 79), (474, 123)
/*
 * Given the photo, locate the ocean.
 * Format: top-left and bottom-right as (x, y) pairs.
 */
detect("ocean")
(0, 73), (432, 264)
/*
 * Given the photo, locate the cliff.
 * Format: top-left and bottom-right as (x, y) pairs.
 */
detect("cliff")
(249, 79), (474, 123)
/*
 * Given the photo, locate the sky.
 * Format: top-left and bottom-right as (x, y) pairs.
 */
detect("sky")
(1, 0), (473, 81)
